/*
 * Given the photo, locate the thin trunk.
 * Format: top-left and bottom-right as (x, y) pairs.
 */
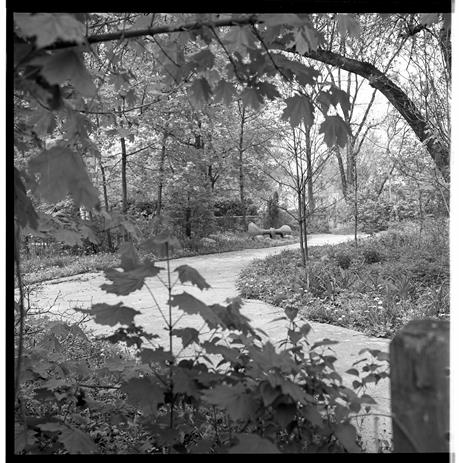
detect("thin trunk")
(376, 162), (396, 199)
(157, 131), (168, 215)
(98, 157), (113, 251)
(238, 105), (246, 229)
(293, 131), (307, 282)
(304, 124), (315, 214)
(121, 136), (128, 214)
(354, 154), (358, 247)
(335, 147), (348, 199)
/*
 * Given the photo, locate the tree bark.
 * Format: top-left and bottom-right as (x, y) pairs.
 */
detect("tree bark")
(334, 147), (348, 199)
(304, 123), (315, 214)
(120, 136), (128, 214)
(285, 48), (449, 182)
(238, 105), (247, 230)
(157, 131), (168, 215)
(98, 157), (113, 251)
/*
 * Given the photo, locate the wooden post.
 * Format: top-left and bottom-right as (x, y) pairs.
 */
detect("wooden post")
(390, 319), (449, 452)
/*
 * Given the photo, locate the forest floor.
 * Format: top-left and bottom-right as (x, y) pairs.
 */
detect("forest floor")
(27, 232), (391, 452)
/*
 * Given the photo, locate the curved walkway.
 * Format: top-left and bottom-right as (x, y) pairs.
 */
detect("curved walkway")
(30, 233), (391, 452)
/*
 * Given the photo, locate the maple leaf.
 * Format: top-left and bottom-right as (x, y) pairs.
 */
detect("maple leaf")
(190, 49), (215, 71)
(170, 292), (221, 326)
(125, 88), (137, 107)
(267, 375), (313, 405)
(328, 86), (351, 119)
(273, 402), (297, 427)
(74, 303), (140, 326)
(32, 49), (96, 97)
(172, 367), (200, 398)
(80, 224), (99, 245)
(273, 55), (319, 86)
(52, 228), (83, 246)
(259, 381), (281, 407)
(209, 300), (255, 335)
(140, 348), (173, 365)
(101, 260), (163, 296)
(202, 341), (241, 364)
(14, 13), (85, 48)
(302, 405), (323, 427)
(120, 377), (164, 416)
(282, 94), (315, 128)
(140, 231), (182, 258)
(317, 91), (333, 115)
(58, 427), (98, 454)
(213, 79), (236, 106)
(223, 26), (255, 55)
(129, 14), (154, 30)
(172, 327), (200, 348)
(334, 422), (361, 452)
(293, 24), (320, 54)
(419, 13), (439, 26)
(319, 116), (351, 148)
(256, 81), (281, 100)
(28, 146), (100, 210)
(28, 108), (56, 137)
(174, 264), (210, 290)
(14, 168), (38, 230)
(259, 13), (305, 27)
(229, 433), (280, 453)
(119, 241), (140, 271)
(241, 87), (264, 111)
(202, 383), (257, 422)
(336, 14), (362, 40)
(188, 78), (212, 108)
(310, 338), (340, 350)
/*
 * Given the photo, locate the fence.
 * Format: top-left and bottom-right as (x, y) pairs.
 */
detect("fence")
(390, 319), (449, 452)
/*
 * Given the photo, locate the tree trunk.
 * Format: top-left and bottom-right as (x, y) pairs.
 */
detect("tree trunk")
(121, 136), (128, 214)
(157, 131), (168, 215)
(98, 157), (113, 252)
(335, 147), (348, 199)
(304, 123), (315, 214)
(238, 106), (247, 230)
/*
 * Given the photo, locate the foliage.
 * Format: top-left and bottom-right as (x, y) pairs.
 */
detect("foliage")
(21, 231), (298, 285)
(12, 11), (450, 455)
(263, 192), (281, 229)
(16, 236), (388, 454)
(237, 222), (449, 338)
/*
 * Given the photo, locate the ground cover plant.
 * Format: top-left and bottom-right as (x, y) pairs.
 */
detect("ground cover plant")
(237, 220), (449, 338)
(21, 232), (297, 285)
(15, 237), (389, 454)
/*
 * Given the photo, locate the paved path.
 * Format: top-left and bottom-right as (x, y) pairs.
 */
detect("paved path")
(29, 233), (391, 451)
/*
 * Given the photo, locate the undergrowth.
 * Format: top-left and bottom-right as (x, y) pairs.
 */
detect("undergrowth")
(15, 236), (389, 454)
(237, 220), (449, 339)
(21, 232), (298, 285)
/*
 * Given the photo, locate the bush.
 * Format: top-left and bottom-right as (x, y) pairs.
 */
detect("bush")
(362, 248), (382, 264)
(335, 252), (351, 269)
(237, 224), (449, 339)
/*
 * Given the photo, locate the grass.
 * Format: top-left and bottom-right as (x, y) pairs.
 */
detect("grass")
(237, 220), (449, 339)
(20, 231), (298, 285)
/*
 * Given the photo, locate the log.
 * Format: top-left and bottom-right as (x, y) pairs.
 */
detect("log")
(390, 319), (449, 452)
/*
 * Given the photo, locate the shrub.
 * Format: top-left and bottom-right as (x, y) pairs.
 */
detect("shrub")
(335, 252), (352, 269)
(362, 248), (382, 264)
(237, 224), (449, 339)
